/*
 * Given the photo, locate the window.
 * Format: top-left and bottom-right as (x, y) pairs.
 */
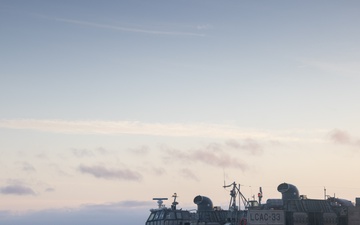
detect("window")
(148, 213), (155, 221)
(159, 211), (165, 219)
(154, 211), (161, 220)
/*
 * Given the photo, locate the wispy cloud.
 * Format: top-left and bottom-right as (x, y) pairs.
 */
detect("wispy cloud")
(0, 119), (320, 143)
(17, 162), (36, 172)
(225, 139), (263, 155)
(162, 146), (248, 171)
(82, 200), (153, 210)
(71, 147), (111, 158)
(78, 164), (142, 181)
(301, 59), (360, 77)
(328, 129), (360, 148)
(151, 167), (166, 176)
(179, 168), (199, 181)
(45, 187), (55, 192)
(129, 145), (150, 155)
(0, 184), (36, 196)
(196, 24), (213, 30)
(52, 17), (205, 37)
(71, 148), (95, 158)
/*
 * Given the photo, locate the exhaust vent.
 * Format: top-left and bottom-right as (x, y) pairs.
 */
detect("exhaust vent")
(277, 183), (300, 201)
(193, 195), (213, 211)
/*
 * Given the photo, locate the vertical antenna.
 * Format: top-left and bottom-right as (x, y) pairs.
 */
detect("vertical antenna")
(238, 183), (241, 210)
(223, 169), (225, 186)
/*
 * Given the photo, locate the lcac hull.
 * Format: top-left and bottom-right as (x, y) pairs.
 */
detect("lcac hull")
(145, 182), (360, 225)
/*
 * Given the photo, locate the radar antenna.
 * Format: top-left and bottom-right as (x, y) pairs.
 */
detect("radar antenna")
(152, 198), (168, 209)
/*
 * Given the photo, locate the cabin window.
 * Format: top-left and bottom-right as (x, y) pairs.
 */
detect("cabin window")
(148, 213), (155, 221)
(159, 210), (165, 219)
(154, 211), (161, 220)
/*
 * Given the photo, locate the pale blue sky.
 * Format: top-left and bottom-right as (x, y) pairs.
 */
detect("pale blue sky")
(2, 0), (359, 125)
(1, 1), (360, 224)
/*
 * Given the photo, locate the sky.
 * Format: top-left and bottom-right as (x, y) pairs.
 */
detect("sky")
(1, 0), (360, 224)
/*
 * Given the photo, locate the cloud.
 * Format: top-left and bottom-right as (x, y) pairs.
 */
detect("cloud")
(196, 24), (213, 30)
(0, 210), (11, 217)
(328, 129), (360, 147)
(81, 200), (153, 211)
(162, 146), (248, 171)
(71, 148), (94, 158)
(45, 187), (55, 192)
(52, 17), (205, 37)
(328, 129), (352, 144)
(35, 152), (48, 159)
(0, 119), (311, 142)
(151, 167), (166, 176)
(225, 139), (263, 155)
(301, 60), (360, 77)
(179, 168), (199, 181)
(78, 164), (142, 181)
(95, 147), (109, 155)
(129, 145), (150, 155)
(0, 201), (151, 225)
(71, 147), (111, 158)
(0, 184), (36, 196)
(17, 162), (36, 172)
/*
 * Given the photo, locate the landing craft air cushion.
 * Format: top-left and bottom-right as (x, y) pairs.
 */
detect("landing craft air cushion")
(145, 182), (360, 225)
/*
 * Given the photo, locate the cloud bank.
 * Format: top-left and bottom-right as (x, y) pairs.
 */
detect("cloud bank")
(0, 119), (317, 142)
(0, 201), (151, 225)
(225, 139), (263, 155)
(0, 184), (36, 196)
(78, 164), (142, 181)
(162, 146), (248, 171)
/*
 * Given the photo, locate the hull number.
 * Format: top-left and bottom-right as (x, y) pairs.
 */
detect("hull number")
(247, 210), (284, 225)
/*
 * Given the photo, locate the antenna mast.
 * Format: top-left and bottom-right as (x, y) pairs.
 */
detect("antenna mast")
(223, 182), (248, 210)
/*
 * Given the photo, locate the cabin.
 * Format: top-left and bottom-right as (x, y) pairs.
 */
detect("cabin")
(146, 208), (192, 225)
